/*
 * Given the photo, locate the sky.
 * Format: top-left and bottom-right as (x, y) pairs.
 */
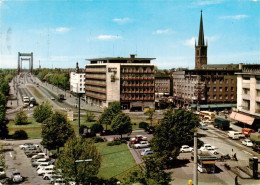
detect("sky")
(0, 0), (259, 69)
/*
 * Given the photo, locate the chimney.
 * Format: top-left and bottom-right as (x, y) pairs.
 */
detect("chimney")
(130, 54), (135, 59)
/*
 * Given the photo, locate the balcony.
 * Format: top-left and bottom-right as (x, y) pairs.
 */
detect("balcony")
(85, 70), (106, 74)
(86, 93), (106, 101)
(85, 82), (106, 87)
(85, 76), (106, 80)
(86, 88), (106, 94)
(255, 109), (260, 114)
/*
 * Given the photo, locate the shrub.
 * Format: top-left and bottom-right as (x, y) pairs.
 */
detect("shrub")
(120, 139), (127, 144)
(14, 109), (28, 125)
(92, 137), (104, 143)
(90, 123), (104, 134)
(79, 125), (88, 135)
(139, 122), (149, 130)
(107, 142), (114, 146)
(12, 130), (28, 140)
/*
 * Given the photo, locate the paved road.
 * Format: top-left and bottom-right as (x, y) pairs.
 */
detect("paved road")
(2, 139), (49, 185)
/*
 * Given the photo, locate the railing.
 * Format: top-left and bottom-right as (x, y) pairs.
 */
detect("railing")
(85, 76), (106, 80)
(86, 93), (106, 100)
(85, 70), (106, 73)
(86, 88), (106, 94)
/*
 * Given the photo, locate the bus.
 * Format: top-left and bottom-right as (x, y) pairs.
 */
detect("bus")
(199, 111), (215, 122)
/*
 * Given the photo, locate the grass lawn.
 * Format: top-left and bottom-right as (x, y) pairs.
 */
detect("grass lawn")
(8, 119), (42, 139)
(96, 142), (137, 180)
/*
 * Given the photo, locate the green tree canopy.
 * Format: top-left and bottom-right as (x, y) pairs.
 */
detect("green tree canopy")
(98, 101), (121, 130)
(111, 113), (132, 139)
(0, 92), (7, 106)
(150, 108), (200, 164)
(0, 80), (10, 96)
(0, 105), (8, 139)
(56, 137), (101, 184)
(14, 109), (28, 125)
(123, 156), (172, 185)
(41, 112), (75, 151)
(145, 108), (155, 125)
(33, 101), (53, 123)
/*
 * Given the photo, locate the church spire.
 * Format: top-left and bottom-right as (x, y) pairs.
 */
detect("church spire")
(198, 10), (205, 46)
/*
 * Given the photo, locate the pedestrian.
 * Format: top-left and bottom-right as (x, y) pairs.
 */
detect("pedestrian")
(235, 175), (238, 185)
(234, 153), (237, 161)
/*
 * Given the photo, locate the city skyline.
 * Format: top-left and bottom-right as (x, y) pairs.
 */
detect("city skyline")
(0, 0), (259, 69)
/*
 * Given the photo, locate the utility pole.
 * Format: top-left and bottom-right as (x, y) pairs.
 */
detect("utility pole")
(194, 132), (198, 185)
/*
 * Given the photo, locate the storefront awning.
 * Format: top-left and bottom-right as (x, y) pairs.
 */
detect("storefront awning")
(230, 112), (255, 125)
(201, 161), (216, 164)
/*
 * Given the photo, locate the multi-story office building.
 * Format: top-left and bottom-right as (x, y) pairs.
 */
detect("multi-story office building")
(155, 76), (171, 97)
(172, 11), (240, 110)
(230, 64), (260, 129)
(85, 55), (155, 110)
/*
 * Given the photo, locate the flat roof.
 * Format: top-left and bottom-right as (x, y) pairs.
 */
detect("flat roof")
(86, 57), (156, 61)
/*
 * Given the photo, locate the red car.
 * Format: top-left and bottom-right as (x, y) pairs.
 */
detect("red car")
(130, 135), (148, 144)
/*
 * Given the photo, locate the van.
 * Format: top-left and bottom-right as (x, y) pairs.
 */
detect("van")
(228, 131), (240, 140)
(242, 128), (255, 137)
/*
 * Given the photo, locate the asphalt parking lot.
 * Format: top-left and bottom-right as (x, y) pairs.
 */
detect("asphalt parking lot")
(4, 140), (49, 185)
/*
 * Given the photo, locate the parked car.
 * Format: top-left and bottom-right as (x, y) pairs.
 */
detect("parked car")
(43, 171), (57, 180)
(37, 166), (54, 176)
(11, 170), (23, 183)
(134, 141), (150, 149)
(242, 128), (255, 137)
(49, 175), (63, 184)
(53, 178), (66, 185)
(141, 148), (153, 156)
(200, 125), (208, 130)
(200, 146), (218, 155)
(242, 139), (253, 147)
(31, 153), (48, 161)
(32, 158), (50, 167)
(180, 145), (193, 153)
(130, 135), (147, 144)
(19, 143), (34, 149)
(36, 163), (52, 171)
(0, 166), (6, 179)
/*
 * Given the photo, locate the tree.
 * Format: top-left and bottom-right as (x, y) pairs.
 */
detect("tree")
(0, 105), (8, 139)
(33, 101), (53, 123)
(90, 123), (104, 134)
(14, 109), (28, 125)
(56, 137), (101, 185)
(41, 112), (75, 151)
(85, 110), (95, 122)
(0, 92), (7, 106)
(150, 108), (200, 165)
(98, 101), (121, 130)
(111, 113), (132, 139)
(0, 80), (10, 96)
(145, 108), (155, 126)
(123, 156), (172, 185)
(12, 130), (28, 140)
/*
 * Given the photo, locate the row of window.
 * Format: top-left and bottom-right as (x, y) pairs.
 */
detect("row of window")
(207, 79), (234, 85)
(243, 89), (260, 96)
(208, 87), (234, 92)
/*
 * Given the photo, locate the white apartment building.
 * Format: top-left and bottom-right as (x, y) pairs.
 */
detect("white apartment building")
(70, 72), (85, 94)
(230, 64), (260, 129)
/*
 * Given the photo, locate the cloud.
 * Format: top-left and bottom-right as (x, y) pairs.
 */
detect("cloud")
(112, 17), (131, 24)
(195, 0), (225, 5)
(97, 35), (122, 40)
(153, 29), (172, 35)
(219, 15), (249, 20)
(252, 0), (259, 2)
(205, 35), (219, 42)
(55, 27), (71, 33)
(184, 37), (196, 47)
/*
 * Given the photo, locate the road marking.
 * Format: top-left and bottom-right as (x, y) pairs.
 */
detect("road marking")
(243, 150), (253, 156)
(10, 152), (12, 158)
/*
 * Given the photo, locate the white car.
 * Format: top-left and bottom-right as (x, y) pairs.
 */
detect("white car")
(37, 166), (54, 176)
(242, 139), (253, 147)
(11, 170), (23, 183)
(180, 145), (193, 153)
(0, 166), (6, 179)
(200, 146), (218, 155)
(134, 141), (150, 149)
(36, 163), (52, 171)
(31, 153), (48, 160)
(43, 171), (57, 180)
(54, 178), (66, 185)
(141, 148), (153, 156)
(19, 143), (34, 149)
(203, 144), (217, 150)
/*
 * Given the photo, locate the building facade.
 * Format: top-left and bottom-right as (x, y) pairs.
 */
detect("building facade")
(85, 55), (155, 110)
(70, 72), (86, 94)
(172, 11), (240, 110)
(155, 77), (171, 98)
(230, 64), (260, 129)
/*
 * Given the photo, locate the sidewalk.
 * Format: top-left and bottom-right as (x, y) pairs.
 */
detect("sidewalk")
(6, 79), (23, 114)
